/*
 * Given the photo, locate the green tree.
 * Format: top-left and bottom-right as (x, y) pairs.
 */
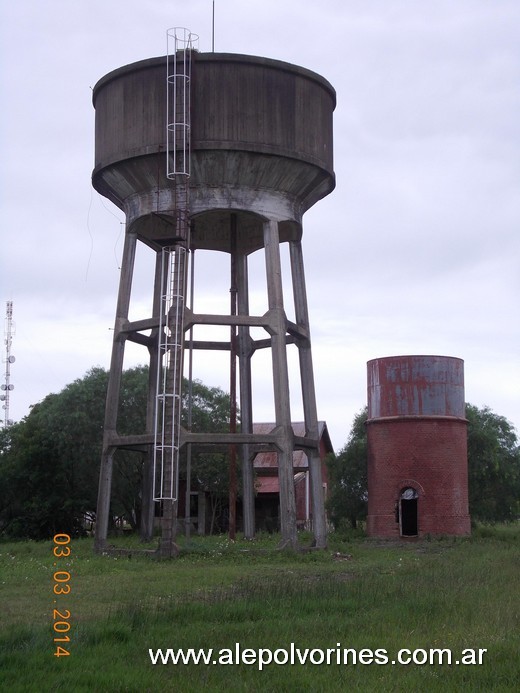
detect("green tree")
(0, 367), (109, 538)
(326, 403), (520, 530)
(180, 379), (233, 534)
(111, 365), (149, 530)
(466, 404), (520, 523)
(0, 367), (233, 539)
(326, 407), (368, 529)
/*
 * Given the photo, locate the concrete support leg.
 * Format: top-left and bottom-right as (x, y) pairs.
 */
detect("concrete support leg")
(237, 251), (255, 539)
(263, 219), (298, 549)
(290, 239), (327, 548)
(95, 229), (138, 553)
(197, 491), (206, 535)
(141, 250), (165, 543)
(157, 245), (186, 558)
(140, 452), (155, 543)
(94, 447), (115, 552)
(159, 499), (179, 557)
(228, 217), (238, 540)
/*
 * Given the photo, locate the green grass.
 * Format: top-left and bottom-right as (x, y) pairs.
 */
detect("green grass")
(1, 526), (519, 692)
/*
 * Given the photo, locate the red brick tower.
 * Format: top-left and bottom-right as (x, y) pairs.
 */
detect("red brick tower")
(366, 355), (471, 538)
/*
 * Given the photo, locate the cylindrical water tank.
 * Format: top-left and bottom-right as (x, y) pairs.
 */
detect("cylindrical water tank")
(366, 355), (470, 538)
(367, 355), (465, 419)
(92, 53), (335, 251)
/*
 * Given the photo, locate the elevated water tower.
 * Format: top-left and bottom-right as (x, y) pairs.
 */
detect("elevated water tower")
(93, 30), (335, 554)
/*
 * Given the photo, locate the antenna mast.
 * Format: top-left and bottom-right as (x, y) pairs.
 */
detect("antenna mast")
(1, 301), (15, 427)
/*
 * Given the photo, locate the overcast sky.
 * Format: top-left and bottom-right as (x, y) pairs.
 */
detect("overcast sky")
(1, 0), (519, 449)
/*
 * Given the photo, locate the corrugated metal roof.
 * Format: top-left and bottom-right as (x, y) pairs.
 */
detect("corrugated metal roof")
(253, 450), (307, 469)
(252, 421), (332, 469)
(256, 471), (307, 494)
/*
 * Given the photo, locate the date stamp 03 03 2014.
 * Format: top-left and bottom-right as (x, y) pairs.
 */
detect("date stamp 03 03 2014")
(52, 533), (72, 657)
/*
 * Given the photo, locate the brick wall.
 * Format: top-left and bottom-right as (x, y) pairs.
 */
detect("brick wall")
(367, 416), (471, 537)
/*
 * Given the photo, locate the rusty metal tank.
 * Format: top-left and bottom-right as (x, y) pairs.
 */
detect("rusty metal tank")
(92, 52), (335, 252)
(367, 355), (465, 420)
(366, 355), (470, 538)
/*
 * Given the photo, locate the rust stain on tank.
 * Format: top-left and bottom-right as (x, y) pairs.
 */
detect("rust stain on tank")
(367, 355), (465, 419)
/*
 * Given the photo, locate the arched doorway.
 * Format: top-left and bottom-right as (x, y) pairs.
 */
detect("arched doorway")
(400, 488), (418, 536)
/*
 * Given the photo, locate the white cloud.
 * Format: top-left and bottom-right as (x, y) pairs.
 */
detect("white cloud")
(1, 0), (519, 447)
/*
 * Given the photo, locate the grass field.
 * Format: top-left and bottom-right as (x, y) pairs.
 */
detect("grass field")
(1, 525), (519, 692)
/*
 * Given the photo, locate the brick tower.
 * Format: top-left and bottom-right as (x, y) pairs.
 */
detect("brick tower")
(366, 355), (471, 538)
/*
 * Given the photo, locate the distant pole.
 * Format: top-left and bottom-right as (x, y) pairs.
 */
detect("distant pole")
(212, 1), (215, 52)
(1, 301), (15, 428)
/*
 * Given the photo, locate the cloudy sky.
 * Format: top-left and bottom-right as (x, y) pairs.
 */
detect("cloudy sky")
(1, 0), (519, 448)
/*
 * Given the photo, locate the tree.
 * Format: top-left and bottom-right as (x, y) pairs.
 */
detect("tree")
(326, 403), (520, 530)
(110, 365), (149, 531)
(180, 379), (233, 534)
(0, 366), (233, 539)
(0, 367), (109, 538)
(466, 404), (520, 523)
(326, 408), (368, 529)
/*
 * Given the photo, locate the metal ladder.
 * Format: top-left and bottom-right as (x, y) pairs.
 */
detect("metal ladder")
(153, 28), (197, 503)
(153, 244), (188, 501)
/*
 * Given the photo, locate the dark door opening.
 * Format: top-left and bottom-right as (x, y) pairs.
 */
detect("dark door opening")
(400, 488), (418, 536)
(256, 495), (280, 533)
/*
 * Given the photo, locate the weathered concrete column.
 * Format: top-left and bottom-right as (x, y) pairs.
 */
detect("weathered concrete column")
(290, 239), (327, 548)
(140, 250), (166, 543)
(157, 245), (187, 559)
(95, 229), (138, 553)
(263, 219), (298, 549)
(237, 250), (255, 539)
(197, 491), (206, 535)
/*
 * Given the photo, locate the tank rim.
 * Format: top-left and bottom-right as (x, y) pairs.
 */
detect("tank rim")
(92, 52), (336, 107)
(367, 355), (464, 365)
